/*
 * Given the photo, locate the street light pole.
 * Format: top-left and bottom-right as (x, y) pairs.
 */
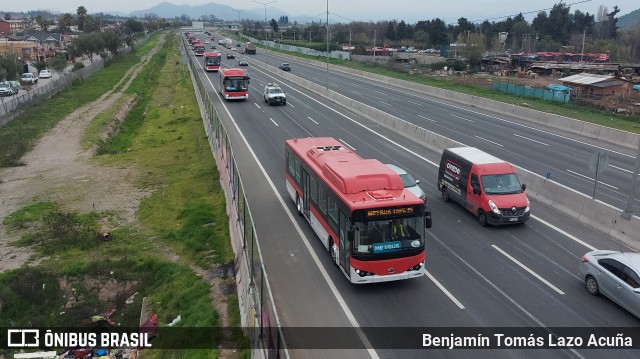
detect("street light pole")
(254, 0), (277, 64)
(325, 0), (329, 91)
(373, 29), (377, 60)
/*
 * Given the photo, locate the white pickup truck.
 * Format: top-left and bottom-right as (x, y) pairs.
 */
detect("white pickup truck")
(20, 72), (38, 85)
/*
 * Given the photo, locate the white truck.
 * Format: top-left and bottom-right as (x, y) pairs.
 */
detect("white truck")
(224, 38), (233, 49)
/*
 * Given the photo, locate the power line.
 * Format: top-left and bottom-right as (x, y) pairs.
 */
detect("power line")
(470, 0), (592, 23)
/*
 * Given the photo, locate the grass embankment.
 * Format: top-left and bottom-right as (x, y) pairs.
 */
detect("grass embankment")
(229, 31), (640, 134)
(1, 32), (247, 358)
(0, 33), (158, 168)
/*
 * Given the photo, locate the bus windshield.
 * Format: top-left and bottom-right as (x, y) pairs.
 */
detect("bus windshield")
(206, 57), (220, 66)
(481, 173), (522, 195)
(352, 216), (424, 255)
(223, 77), (248, 92)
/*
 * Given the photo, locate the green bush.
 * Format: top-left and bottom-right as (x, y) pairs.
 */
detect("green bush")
(72, 62), (85, 71)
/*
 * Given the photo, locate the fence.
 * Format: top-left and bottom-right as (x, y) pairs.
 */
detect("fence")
(0, 35), (148, 125)
(183, 38), (287, 359)
(491, 79), (571, 103)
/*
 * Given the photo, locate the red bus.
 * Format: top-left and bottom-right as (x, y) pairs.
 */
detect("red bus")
(219, 68), (250, 101)
(285, 137), (432, 284)
(194, 44), (206, 56)
(204, 51), (222, 72)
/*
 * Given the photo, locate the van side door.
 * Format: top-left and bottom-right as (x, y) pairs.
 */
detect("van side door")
(466, 172), (482, 213)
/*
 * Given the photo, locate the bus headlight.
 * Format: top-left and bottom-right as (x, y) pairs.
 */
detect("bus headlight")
(488, 200), (501, 215)
(411, 240), (421, 248)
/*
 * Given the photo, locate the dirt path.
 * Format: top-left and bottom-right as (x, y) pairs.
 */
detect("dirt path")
(0, 40), (162, 272)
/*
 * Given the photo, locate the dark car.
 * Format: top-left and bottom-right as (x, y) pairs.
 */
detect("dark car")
(279, 63), (291, 71)
(238, 60), (249, 66)
(227, 53), (235, 59)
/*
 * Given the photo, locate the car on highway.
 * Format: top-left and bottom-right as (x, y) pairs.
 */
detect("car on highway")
(578, 250), (640, 318)
(20, 72), (38, 85)
(238, 59), (248, 66)
(211, 45), (217, 49)
(386, 164), (426, 201)
(39, 69), (53, 79)
(0, 81), (15, 96)
(226, 53), (235, 59)
(279, 63), (291, 71)
(263, 83), (286, 106)
(205, 40), (210, 44)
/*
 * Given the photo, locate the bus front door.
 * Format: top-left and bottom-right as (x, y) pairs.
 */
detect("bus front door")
(339, 211), (350, 277)
(302, 170), (310, 218)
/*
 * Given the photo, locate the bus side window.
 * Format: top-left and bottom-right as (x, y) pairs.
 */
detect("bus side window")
(318, 186), (327, 214)
(310, 177), (318, 204)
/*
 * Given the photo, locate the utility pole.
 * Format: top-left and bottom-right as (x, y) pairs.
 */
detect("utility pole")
(580, 30), (586, 62)
(325, 0), (329, 91)
(622, 138), (640, 220)
(254, 0), (277, 63)
(373, 29), (377, 59)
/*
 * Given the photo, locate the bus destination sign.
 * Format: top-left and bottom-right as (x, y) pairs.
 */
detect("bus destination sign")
(366, 206), (415, 218)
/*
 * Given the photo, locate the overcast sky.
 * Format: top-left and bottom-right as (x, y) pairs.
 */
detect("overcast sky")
(10, 0), (639, 24)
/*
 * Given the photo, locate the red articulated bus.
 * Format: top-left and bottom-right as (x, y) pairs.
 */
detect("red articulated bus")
(285, 137), (432, 284)
(219, 68), (250, 101)
(204, 51), (222, 72)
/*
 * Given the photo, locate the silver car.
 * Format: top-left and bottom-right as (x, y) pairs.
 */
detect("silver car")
(386, 164), (426, 201)
(578, 250), (640, 318)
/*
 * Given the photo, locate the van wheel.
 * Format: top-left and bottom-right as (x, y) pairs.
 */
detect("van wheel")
(441, 188), (450, 202)
(477, 209), (488, 226)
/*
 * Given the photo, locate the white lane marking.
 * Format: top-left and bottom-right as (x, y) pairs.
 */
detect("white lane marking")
(513, 133), (550, 147)
(530, 215), (597, 251)
(566, 169), (619, 189)
(288, 102), (294, 107)
(417, 115), (437, 122)
(200, 67), (380, 359)
(269, 118), (279, 127)
(352, 91), (361, 95)
(492, 245), (565, 295)
(307, 116), (319, 125)
(379, 101), (393, 107)
(407, 100), (424, 106)
(609, 164), (640, 176)
(417, 96), (633, 158)
(339, 139), (355, 151)
(474, 136), (503, 147)
(254, 103), (260, 109)
(375, 90), (385, 94)
(451, 114), (474, 122)
(424, 269), (465, 309)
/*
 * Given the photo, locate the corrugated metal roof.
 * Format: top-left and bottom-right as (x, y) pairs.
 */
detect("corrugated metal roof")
(560, 73), (614, 85)
(591, 81), (626, 88)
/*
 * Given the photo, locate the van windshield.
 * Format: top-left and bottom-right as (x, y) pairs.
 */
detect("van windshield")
(481, 174), (522, 195)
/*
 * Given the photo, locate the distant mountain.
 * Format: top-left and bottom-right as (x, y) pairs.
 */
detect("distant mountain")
(617, 8), (640, 29)
(127, 1), (289, 22)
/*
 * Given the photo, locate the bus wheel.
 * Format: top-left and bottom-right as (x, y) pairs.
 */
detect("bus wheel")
(441, 188), (450, 202)
(477, 209), (488, 226)
(328, 237), (337, 265)
(296, 195), (303, 216)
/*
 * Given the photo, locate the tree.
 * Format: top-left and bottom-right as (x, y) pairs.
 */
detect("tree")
(49, 53), (68, 79)
(35, 15), (47, 31)
(0, 54), (22, 81)
(77, 6), (88, 31)
(278, 15), (289, 26)
(269, 19), (279, 33)
(101, 30), (121, 55)
(58, 13), (74, 33)
(4, 14), (10, 20)
(83, 15), (100, 33)
(385, 20), (397, 43)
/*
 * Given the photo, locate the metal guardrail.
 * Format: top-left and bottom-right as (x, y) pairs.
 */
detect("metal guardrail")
(182, 36), (287, 359)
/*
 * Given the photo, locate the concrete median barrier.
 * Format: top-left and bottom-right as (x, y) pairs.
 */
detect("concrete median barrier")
(267, 55), (640, 248)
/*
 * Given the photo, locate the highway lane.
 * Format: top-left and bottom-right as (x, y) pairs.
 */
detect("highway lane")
(251, 47), (640, 210)
(189, 36), (640, 358)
